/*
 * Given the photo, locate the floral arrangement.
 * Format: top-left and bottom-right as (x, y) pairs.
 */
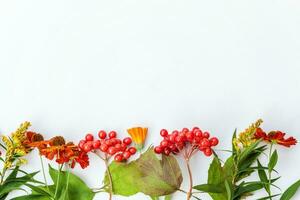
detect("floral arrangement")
(0, 120), (299, 200)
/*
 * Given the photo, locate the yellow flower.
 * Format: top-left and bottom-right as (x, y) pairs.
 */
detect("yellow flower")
(1, 121), (31, 169)
(127, 127), (148, 150)
(233, 119), (263, 151)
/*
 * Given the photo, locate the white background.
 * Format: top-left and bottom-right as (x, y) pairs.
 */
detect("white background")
(0, 1), (300, 200)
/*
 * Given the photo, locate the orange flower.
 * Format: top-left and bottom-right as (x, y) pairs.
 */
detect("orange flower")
(254, 128), (297, 147)
(27, 134), (89, 169)
(127, 127), (148, 150)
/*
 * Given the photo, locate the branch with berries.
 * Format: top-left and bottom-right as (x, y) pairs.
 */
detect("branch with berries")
(0, 121), (299, 200)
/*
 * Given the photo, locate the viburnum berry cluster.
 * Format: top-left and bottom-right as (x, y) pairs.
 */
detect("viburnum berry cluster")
(78, 130), (137, 162)
(154, 127), (219, 200)
(154, 127), (219, 157)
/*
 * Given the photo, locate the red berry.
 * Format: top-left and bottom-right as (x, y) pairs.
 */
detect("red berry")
(114, 154), (123, 162)
(169, 144), (177, 151)
(92, 140), (101, 149)
(168, 134), (176, 142)
(128, 147), (137, 155)
(85, 134), (94, 141)
(186, 132), (194, 141)
(200, 138), (210, 148)
(154, 146), (163, 154)
(175, 136), (183, 143)
(160, 140), (169, 147)
(194, 136), (201, 143)
(164, 148), (170, 155)
(108, 147), (117, 155)
(115, 143), (122, 151)
(83, 143), (93, 152)
(204, 148), (213, 156)
(100, 144), (109, 152)
(194, 130), (203, 138)
(78, 140), (86, 150)
(123, 137), (132, 145)
(120, 143), (127, 151)
(171, 130), (179, 136)
(203, 132), (210, 138)
(192, 127), (200, 132)
(109, 131), (117, 138)
(160, 129), (168, 137)
(98, 130), (107, 139)
(210, 137), (219, 146)
(123, 151), (131, 159)
(182, 128), (189, 133)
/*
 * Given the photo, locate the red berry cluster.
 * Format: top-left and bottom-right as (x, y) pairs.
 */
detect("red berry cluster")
(78, 130), (137, 162)
(154, 127), (219, 157)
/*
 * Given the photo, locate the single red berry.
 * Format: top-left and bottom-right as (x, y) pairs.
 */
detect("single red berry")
(200, 138), (210, 148)
(78, 140), (86, 150)
(108, 147), (117, 155)
(204, 148), (213, 156)
(92, 140), (101, 149)
(192, 127), (200, 132)
(164, 148), (171, 155)
(85, 134), (94, 141)
(109, 131), (117, 138)
(128, 147), (137, 155)
(114, 154), (123, 162)
(115, 139), (122, 144)
(168, 134), (176, 142)
(123, 151), (131, 159)
(100, 144), (109, 152)
(160, 129), (168, 137)
(115, 143), (122, 151)
(171, 130), (179, 136)
(186, 132), (194, 141)
(105, 139), (113, 146)
(210, 137), (219, 146)
(194, 136), (201, 143)
(123, 137), (132, 145)
(182, 128), (189, 133)
(169, 144), (177, 151)
(175, 136), (183, 143)
(160, 140), (169, 147)
(83, 143), (93, 152)
(203, 132), (210, 138)
(120, 143), (127, 151)
(98, 130), (107, 139)
(194, 130), (203, 137)
(154, 146), (163, 154)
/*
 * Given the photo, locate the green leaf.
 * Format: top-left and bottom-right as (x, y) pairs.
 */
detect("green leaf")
(104, 147), (182, 197)
(257, 160), (270, 194)
(49, 165), (94, 200)
(11, 194), (51, 200)
(232, 129), (237, 155)
(280, 179), (300, 200)
(268, 150), (278, 173)
(164, 194), (172, 200)
(234, 181), (264, 198)
(224, 180), (232, 200)
(193, 184), (224, 193)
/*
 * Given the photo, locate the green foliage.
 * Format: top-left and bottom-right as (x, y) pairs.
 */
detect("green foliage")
(280, 179), (300, 200)
(194, 130), (268, 200)
(11, 165), (94, 200)
(104, 147), (182, 197)
(0, 166), (39, 200)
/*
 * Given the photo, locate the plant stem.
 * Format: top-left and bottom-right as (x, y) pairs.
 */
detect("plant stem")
(54, 164), (62, 199)
(0, 167), (7, 185)
(39, 156), (49, 191)
(268, 143), (273, 199)
(185, 159), (193, 200)
(104, 155), (113, 200)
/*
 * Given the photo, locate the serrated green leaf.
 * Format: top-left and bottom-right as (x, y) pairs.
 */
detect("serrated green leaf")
(280, 179), (300, 200)
(104, 147), (182, 197)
